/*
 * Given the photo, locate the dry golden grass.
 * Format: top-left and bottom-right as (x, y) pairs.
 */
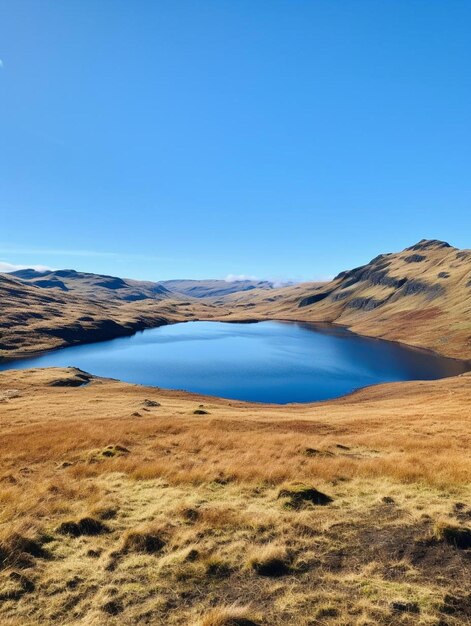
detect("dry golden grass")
(199, 605), (260, 626)
(0, 367), (470, 624)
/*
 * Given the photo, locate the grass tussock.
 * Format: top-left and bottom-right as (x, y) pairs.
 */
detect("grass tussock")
(199, 605), (260, 626)
(57, 516), (108, 537)
(0, 532), (48, 570)
(246, 543), (291, 577)
(432, 520), (471, 549)
(277, 484), (333, 509)
(121, 524), (168, 554)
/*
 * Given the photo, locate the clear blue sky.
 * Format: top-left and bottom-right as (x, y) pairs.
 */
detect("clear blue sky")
(0, 1), (470, 281)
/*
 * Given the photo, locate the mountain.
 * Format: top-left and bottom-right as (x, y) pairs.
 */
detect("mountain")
(9, 269), (171, 302)
(9, 270), (282, 300)
(219, 240), (471, 359)
(160, 278), (278, 298)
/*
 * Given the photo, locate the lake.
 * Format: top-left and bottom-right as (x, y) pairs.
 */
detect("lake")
(0, 321), (467, 403)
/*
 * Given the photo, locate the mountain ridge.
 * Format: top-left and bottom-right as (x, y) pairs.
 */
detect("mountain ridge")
(213, 239), (471, 359)
(9, 269), (283, 300)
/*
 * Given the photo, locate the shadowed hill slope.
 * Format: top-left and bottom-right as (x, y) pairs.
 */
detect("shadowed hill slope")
(219, 240), (471, 359)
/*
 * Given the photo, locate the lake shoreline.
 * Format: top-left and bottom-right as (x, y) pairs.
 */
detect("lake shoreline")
(1, 320), (469, 405)
(1, 315), (470, 370)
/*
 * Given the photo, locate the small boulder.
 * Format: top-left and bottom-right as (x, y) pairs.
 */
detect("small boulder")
(143, 399), (161, 407)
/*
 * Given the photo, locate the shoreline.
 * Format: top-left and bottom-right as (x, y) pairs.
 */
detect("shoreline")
(2, 314), (469, 367)
(0, 318), (469, 408)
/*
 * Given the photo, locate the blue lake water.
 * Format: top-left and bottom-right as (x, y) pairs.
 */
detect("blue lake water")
(0, 321), (467, 403)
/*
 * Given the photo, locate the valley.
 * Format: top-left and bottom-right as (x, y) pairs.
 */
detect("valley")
(0, 239), (470, 626)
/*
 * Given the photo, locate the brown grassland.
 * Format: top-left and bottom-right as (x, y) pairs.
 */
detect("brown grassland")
(0, 366), (470, 625)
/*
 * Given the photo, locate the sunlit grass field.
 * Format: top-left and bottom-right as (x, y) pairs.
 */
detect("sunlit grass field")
(0, 367), (470, 625)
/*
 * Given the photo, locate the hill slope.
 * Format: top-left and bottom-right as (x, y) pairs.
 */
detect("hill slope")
(9, 269), (171, 302)
(0, 274), (219, 359)
(220, 240), (471, 359)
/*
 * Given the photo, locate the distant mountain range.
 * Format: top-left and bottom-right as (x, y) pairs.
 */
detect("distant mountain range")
(9, 269), (281, 301)
(1, 239), (470, 361)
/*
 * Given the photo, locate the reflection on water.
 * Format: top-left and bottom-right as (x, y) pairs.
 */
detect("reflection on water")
(0, 321), (467, 404)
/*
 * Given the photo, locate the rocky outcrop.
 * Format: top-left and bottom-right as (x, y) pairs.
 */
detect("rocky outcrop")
(404, 254), (426, 263)
(299, 291), (333, 307)
(406, 239), (452, 251)
(346, 296), (387, 311)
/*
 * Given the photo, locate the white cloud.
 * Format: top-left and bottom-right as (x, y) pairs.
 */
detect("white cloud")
(225, 274), (259, 283)
(0, 261), (54, 273)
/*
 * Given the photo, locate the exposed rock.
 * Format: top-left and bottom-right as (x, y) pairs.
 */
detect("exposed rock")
(406, 239), (452, 251)
(397, 279), (444, 299)
(404, 254), (426, 263)
(299, 290), (333, 307)
(346, 296), (386, 311)
(143, 399), (161, 407)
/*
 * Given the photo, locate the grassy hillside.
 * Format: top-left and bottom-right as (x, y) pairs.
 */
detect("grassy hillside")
(219, 240), (471, 359)
(0, 273), (218, 359)
(1, 240), (470, 625)
(0, 367), (470, 625)
(9, 269), (172, 302)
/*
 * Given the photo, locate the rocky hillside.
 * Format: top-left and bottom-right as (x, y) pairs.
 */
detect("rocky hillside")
(220, 240), (471, 360)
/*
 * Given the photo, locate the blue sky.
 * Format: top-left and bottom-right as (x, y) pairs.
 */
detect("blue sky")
(0, 1), (470, 281)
